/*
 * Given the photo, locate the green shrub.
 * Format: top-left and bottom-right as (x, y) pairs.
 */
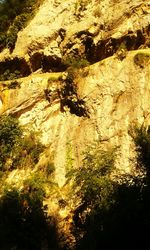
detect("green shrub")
(0, 0), (44, 52)
(0, 69), (22, 81)
(0, 115), (21, 156)
(0, 115), (44, 171)
(23, 172), (45, 202)
(6, 26), (18, 50)
(13, 13), (31, 30)
(0, 32), (6, 49)
(46, 162), (55, 176)
(0, 115), (22, 170)
(0, 115), (21, 146)
(131, 126), (150, 177)
(69, 143), (117, 249)
(0, 184), (57, 250)
(134, 52), (150, 68)
(68, 143), (116, 209)
(63, 56), (89, 69)
(72, 127), (150, 250)
(21, 133), (44, 164)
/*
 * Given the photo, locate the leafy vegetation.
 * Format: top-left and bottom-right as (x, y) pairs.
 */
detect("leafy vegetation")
(0, 113), (61, 249)
(0, 69), (22, 81)
(1, 113), (150, 249)
(58, 67), (89, 117)
(0, 115), (44, 171)
(70, 145), (116, 208)
(0, 57), (31, 81)
(134, 51), (150, 68)
(70, 128), (150, 250)
(0, 184), (58, 250)
(0, 0), (43, 52)
(132, 126), (150, 180)
(66, 143), (117, 249)
(63, 56), (89, 70)
(0, 115), (22, 170)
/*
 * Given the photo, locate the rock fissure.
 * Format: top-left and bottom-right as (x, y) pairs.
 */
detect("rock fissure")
(6, 92), (45, 117)
(0, 24), (149, 80)
(86, 24), (150, 64)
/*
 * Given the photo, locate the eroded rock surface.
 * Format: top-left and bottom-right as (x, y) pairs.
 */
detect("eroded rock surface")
(0, 0), (149, 198)
(0, 49), (150, 186)
(0, 1), (150, 246)
(0, 0), (149, 72)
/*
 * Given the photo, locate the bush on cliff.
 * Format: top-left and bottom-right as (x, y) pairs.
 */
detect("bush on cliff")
(0, 0), (43, 51)
(0, 182), (58, 250)
(72, 128), (150, 250)
(0, 115), (44, 171)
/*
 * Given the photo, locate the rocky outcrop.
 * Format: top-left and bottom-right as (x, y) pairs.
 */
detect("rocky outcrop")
(0, 49), (150, 187)
(0, 0), (149, 72)
(0, 1), (150, 246)
(12, 0), (150, 60)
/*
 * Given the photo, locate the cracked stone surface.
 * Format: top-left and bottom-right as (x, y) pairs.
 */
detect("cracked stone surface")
(0, 49), (150, 186)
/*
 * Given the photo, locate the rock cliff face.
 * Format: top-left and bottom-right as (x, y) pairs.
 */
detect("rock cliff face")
(0, 0), (150, 247)
(0, 0), (150, 187)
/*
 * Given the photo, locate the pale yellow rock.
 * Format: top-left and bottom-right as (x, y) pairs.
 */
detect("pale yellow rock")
(0, 49), (150, 187)
(0, 1), (150, 244)
(0, 0), (149, 61)
(0, 0), (149, 207)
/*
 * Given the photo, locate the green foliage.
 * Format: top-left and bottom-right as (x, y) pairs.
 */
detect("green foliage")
(59, 67), (89, 117)
(0, 115), (22, 170)
(0, 0), (43, 51)
(0, 115), (59, 249)
(21, 133), (44, 164)
(131, 126), (150, 170)
(134, 52), (150, 68)
(13, 13), (31, 30)
(0, 115), (21, 147)
(0, 115), (44, 171)
(0, 185), (58, 250)
(69, 143), (117, 249)
(23, 172), (46, 203)
(45, 162), (55, 176)
(69, 144), (116, 209)
(63, 56), (89, 69)
(0, 114), (58, 248)
(6, 27), (18, 50)
(73, 128), (150, 250)
(0, 32), (6, 50)
(0, 69), (22, 81)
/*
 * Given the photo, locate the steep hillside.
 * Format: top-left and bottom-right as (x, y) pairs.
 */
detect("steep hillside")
(0, 0), (150, 249)
(0, 49), (150, 186)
